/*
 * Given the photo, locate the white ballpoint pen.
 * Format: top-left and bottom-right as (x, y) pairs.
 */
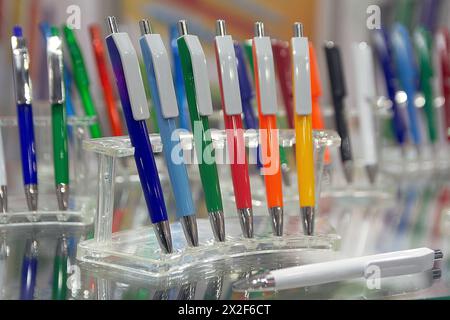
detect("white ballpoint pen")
(233, 248), (443, 291)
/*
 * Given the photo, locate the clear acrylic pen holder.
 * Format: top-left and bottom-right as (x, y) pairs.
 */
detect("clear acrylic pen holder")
(78, 129), (341, 278)
(0, 114), (97, 227)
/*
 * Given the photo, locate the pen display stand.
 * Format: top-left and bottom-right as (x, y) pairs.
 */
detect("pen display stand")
(78, 129), (341, 278)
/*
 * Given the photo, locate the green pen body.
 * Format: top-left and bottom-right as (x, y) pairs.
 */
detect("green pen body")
(52, 238), (68, 300)
(177, 37), (223, 213)
(52, 103), (69, 185)
(63, 26), (102, 138)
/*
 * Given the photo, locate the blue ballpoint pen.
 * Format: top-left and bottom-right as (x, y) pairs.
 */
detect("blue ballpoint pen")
(391, 23), (422, 150)
(139, 19), (198, 247)
(105, 16), (172, 254)
(20, 238), (38, 300)
(169, 23), (190, 131)
(373, 28), (407, 147)
(11, 26), (38, 211)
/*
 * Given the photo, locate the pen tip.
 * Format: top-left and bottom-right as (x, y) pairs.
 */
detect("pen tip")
(181, 215), (199, 247)
(237, 208), (254, 238)
(366, 165), (378, 185)
(153, 220), (173, 254)
(301, 207), (315, 236)
(209, 210), (226, 242)
(269, 207), (283, 236)
(343, 161), (354, 184)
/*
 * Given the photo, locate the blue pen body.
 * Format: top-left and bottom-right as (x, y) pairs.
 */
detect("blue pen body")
(17, 104), (38, 185)
(391, 24), (421, 146)
(20, 240), (38, 300)
(140, 38), (196, 219)
(106, 36), (168, 224)
(373, 29), (407, 146)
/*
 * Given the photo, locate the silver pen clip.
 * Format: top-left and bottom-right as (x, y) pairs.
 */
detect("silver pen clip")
(11, 35), (32, 105)
(47, 35), (65, 104)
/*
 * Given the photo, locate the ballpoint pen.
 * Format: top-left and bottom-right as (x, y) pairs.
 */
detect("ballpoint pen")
(252, 22), (283, 236)
(233, 247), (443, 292)
(291, 23), (315, 235)
(138, 19), (199, 247)
(20, 238), (38, 300)
(63, 25), (102, 138)
(52, 236), (68, 300)
(324, 41), (354, 184)
(169, 23), (190, 131)
(89, 24), (124, 137)
(177, 20), (225, 242)
(414, 26), (437, 144)
(11, 26), (38, 211)
(105, 16), (172, 253)
(351, 42), (378, 184)
(372, 28), (407, 147)
(436, 28), (450, 140)
(47, 26), (69, 211)
(391, 23), (422, 150)
(0, 127), (7, 213)
(214, 20), (253, 238)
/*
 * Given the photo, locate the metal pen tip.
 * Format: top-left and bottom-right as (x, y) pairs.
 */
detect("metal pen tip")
(237, 208), (254, 238)
(24, 238), (38, 258)
(56, 183), (69, 211)
(293, 22), (304, 37)
(432, 268), (442, 280)
(343, 160), (354, 184)
(139, 19), (152, 36)
(178, 20), (188, 37)
(56, 236), (68, 257)
(106, 16), (119, 34)
(281, 163), (292, 187)
(254, 21), (264, 37)
(301, 206), (315, 235)
(434, 249), (443, 260)
(0, 185), (7, 213)
(232, 272), (275, 292)
(209, 210), (226, 242)
(365, 165), (378, 185)
(24, 184), (38, 211)
(269, 206), (283, 236)
(216, 19), (226, 36)
(153, 220), (173, 254)
(180, 215), (199, 247)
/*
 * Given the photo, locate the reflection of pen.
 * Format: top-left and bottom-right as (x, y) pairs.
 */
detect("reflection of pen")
(47, 27), (69, 210)
(436, 28), (450, 141)
(52, 236), (68, 300)
(351, 42), (378, 184)
(414, 26), (437, 144)
(291, 23), (315, 235)
(89, 24), (124, 137)
(11, 26), (38, 211)
(20, 238), (38, 300)
(252, 22), (283, 236)
(177, 20), (225, 242)
(0, 126), (7, 213)
(105, 17), (172, 253)
(214, 20), (253, 238)
(324, 41), (354, 184)
(139, 19), (198, 247)
(234, 248), (443, 292)
(63, 26), (102, 138)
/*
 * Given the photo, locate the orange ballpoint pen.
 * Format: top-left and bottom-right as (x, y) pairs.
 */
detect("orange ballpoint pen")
(252, 22), (283, 236)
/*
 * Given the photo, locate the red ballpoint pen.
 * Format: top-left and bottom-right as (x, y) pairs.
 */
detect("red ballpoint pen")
(436, 28), (450, 141)
(89, 24), (124, 136)
(214, 20), (253, 238)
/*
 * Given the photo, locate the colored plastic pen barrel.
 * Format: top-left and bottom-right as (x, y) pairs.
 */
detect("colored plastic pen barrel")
(89, 24), (124, 137)
(436, 28), (450, 140)
(20, 239), (38, 300)
(52, 236), (68, 300)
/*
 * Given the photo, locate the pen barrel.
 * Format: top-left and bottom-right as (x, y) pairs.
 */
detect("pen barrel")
(20, 255), (37, 300)
(78, 89), (102, 138)
(224, 114), (252, 210)
(0, 129), (7, 186)
(51, 103), (69, 185)
(52, 252), (68, 300)
(333, 102), (353, 163)
(17, 104), (38, 185)
(421, 78), (437, 143)
(295, 115), (315, 207)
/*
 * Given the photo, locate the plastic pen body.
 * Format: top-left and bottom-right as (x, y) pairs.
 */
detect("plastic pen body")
(436, 29), (450, 140)
(0, 128), (7, 212)
(20, 239), (38, 300)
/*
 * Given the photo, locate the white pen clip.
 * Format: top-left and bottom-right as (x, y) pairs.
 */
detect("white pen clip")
(140, 20), (179, 119)
(178, 20), (213, 116)
(253, 22), (277, 115)
(291, 22), (312, 116)
(108, 17), (149, 121)
(214, 20), (242, 115)
(47, 34), (65, 104)
(11, 35), (32, 104)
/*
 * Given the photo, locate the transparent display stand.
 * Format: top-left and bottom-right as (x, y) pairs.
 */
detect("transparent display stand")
(78, 129), (342, 278)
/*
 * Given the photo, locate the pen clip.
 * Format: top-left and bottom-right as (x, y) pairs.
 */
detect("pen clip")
(47, 34), (65, 104)
(183, 35), (214, 116)
(11, 35), (32, 104)
(215, 33), (242, 115)
(291, 23), (312, 116)
(141, 33), (179, 119)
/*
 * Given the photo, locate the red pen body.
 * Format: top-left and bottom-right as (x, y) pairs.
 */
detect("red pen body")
(438, 28), (450, 140)
(89, 24), (124, 136)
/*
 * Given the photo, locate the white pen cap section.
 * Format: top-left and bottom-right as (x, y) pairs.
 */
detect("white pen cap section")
(184, 35), (213, 116)
(253, 37), (278, 115)
(291, 36), (312, 116)
(215, 35), (242, 115)
(110, 33), (149, 121)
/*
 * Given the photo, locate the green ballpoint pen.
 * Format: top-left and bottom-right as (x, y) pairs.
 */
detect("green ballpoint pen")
(63, 26), (102, 138)
(47, 27), (69, 210)
(414, 26), (437, 144)
(177, 20), (225, 242)
(52, 236), (68, 300)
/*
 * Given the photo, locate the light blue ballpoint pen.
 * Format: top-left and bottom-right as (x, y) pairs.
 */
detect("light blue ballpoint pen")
(139, 19), (198, 247)
(391, 23), (422, 150)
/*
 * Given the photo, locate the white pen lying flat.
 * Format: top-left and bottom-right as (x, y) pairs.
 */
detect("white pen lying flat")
(233, 248), (443, 292)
